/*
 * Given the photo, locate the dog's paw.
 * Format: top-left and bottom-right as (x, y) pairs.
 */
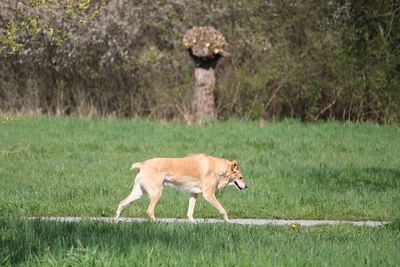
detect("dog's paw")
(114, 217), (129, 223)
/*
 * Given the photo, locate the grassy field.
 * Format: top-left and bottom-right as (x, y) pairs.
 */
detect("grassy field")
(1, 217), (399, 266)
(0, 116), (399, 220)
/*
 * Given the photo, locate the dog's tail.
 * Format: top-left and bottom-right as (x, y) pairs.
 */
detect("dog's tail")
(130, 162), (143, 170)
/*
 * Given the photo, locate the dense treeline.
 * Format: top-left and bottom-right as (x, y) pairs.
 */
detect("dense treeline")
(1, 0), (399, 123)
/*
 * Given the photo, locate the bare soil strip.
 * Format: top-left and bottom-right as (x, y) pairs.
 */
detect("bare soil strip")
(26, 217), (388, 227)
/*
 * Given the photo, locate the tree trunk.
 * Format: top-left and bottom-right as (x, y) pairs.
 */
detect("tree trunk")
(194, 67), (216, 123)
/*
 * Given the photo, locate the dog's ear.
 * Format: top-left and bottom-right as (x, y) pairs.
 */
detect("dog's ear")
(231, 160), (238, 171)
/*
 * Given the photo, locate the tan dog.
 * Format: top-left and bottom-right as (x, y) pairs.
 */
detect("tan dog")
(114, 154), (247, 222)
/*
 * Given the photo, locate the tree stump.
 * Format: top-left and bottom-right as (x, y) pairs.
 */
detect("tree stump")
(183, 26), (229, 123)
(194, 67), (216, 121)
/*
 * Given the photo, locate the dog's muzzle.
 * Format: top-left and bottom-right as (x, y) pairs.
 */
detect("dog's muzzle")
(234, 181), (248, 190)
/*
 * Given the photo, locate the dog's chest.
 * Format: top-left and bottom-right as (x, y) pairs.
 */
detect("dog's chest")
(163, 175), (202, 194)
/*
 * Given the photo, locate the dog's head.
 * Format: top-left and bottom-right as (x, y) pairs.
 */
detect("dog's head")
(227, 160), (248, 190)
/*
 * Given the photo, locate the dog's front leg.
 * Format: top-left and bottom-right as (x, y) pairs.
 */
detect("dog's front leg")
(203, 193), (231, 222)
(187, 193), (198, 223)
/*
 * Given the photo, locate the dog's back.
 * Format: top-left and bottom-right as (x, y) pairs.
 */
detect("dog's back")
(131, 153), (212, 176)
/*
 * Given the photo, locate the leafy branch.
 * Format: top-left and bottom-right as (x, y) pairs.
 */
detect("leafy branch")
(0, 0), (105, 54)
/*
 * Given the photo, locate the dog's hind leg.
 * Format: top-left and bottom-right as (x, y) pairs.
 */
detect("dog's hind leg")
(114, 181), (144, 220)
(187, 193), (198, 223)
(146, 189), (162, 221)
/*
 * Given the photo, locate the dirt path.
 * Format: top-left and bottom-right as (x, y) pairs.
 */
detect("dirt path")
(26, 217), (388, 227)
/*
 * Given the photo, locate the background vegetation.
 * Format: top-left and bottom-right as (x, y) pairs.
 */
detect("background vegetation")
(1, 0), (399, 123)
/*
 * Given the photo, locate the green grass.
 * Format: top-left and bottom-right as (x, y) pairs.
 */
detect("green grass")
(0, 116), (399, 220)
(1, 217), (399, 266)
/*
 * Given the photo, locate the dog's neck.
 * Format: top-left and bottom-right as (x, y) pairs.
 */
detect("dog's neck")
(216, 172), (231, 189)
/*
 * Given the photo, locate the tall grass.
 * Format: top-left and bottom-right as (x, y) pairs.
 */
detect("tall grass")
(1, 217), (399, 266)
(0, 116), (399, 220)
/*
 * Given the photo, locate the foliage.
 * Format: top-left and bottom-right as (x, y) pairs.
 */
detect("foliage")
(0, 0), (399, 122)
(0, 0), (103, 53)
(183, 26), (230, 57)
